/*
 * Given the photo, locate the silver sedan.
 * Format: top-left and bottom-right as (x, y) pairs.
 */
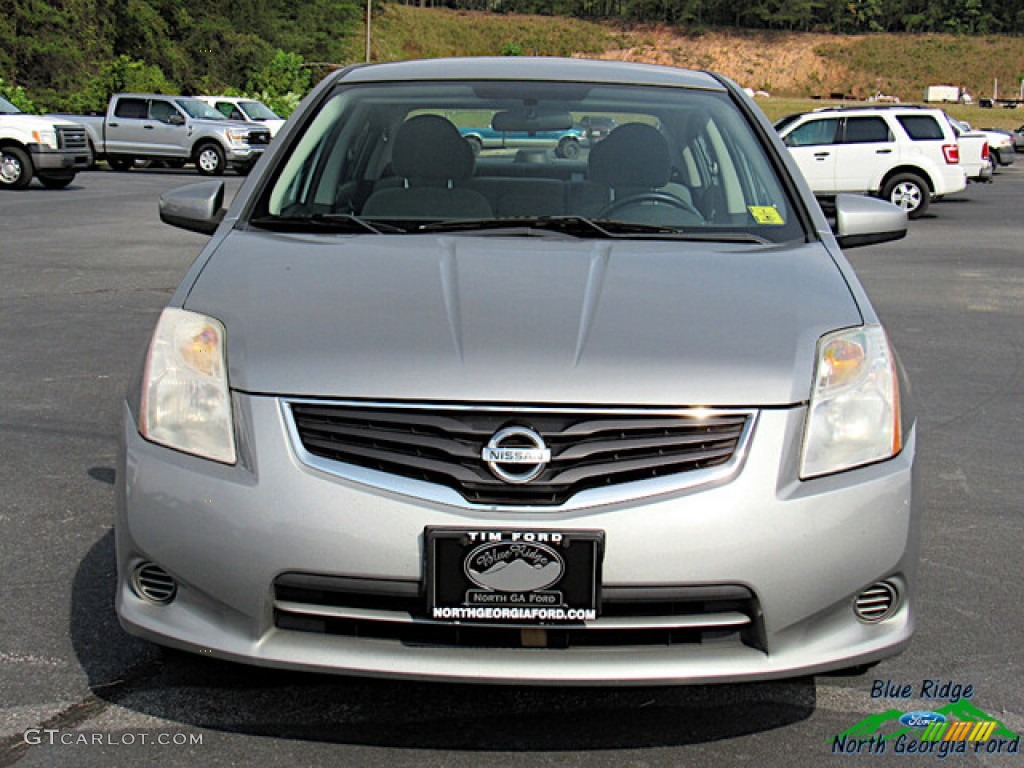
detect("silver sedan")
(117, 57), (917, 685)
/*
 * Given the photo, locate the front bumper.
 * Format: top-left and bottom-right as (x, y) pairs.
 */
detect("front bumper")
(27, 144), (92, 172)
(226, 146), (265, 168)
(116, 395), (919, 685)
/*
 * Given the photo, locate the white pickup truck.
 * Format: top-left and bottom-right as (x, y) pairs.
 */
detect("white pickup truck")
(1, 95), (92, 189)
(53, 93), (271, 175)
(944, 116), (994, 182)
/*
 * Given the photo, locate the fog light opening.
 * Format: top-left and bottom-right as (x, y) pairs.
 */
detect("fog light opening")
(854, 580), (899, 623)
(131, 562), (178, 605)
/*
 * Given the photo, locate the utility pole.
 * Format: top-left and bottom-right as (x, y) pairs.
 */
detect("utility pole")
(366, 0), (372, 62)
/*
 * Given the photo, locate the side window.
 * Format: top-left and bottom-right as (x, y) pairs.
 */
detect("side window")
(784, 118), (839, 147)
(216, 102), (242, 121)
(842, 117), (892, 144)
(113, 98), (147, 119)
(897, 115), (945, 140)
(149, 100), (178, 123)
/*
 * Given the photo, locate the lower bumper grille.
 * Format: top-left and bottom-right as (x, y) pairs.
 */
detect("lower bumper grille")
(273, 573), (765, 651)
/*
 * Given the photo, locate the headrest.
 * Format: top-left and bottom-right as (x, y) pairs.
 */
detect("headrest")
(392, 115), (475, 181)
(588, 123), (671, 188)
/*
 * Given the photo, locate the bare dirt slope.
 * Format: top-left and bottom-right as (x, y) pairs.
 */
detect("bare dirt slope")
(591, 27), (858, 96)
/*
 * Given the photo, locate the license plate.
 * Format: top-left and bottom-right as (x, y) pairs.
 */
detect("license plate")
(426, 528), (603, 624)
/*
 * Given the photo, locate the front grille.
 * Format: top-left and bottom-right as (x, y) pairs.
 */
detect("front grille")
(247, 130), (271, 146)
(273, 573), (765, 651)
(57, 125), (89, 151)
(288, 402), (752, 506)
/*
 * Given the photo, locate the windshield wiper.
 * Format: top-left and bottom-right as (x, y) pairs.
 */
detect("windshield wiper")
(417, 216), (770, 242)
(249, 213), (406, 234)
(417, 216), (679, 238)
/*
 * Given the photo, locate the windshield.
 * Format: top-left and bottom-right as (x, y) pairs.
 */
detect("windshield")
(175, 98), (228, 120)
(259, 80), (802, 242)
(0, 96), (21, 114)
(240, 100), (280, 120)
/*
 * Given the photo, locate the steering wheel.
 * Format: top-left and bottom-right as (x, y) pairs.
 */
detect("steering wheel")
(597, 192), (703, 221)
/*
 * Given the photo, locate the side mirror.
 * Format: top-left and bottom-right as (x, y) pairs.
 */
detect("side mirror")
(159, 181), (225, 235)
(167, 113), (186, 126)
(832, 193), (908, 249)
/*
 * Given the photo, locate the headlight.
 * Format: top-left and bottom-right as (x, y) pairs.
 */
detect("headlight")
(800, 325), (901, 479)
(226, 129), (249, 144)
(139, 308), (236, 464)
(32, 128), (59, 149)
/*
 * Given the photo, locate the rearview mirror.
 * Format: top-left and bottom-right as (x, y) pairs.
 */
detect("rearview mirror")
(832, 194), (908, 249)
(159, 180), (225, 235)
(492, 109), (574, 133)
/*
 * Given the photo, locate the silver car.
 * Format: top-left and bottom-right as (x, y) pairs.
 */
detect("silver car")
(117, 57), (918, 685)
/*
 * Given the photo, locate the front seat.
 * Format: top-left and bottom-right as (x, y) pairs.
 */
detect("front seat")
(572, 123), (699, 225)
(362, 115), (492, 219)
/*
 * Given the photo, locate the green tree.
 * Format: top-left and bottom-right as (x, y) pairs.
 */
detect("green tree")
(0, 78), (37, 112)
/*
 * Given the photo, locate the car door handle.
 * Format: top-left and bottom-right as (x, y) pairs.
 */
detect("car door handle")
(813, 152), (830, 159)
(144, 124), (155, 130)
(108, 122), (119, 127)
(876, 149), (892, 154)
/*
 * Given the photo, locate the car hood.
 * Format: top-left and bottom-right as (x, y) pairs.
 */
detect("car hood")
(260, 119), (285, 136)
(192, 118), (253, 131)
(183, 232), (862, 406)
(1, 113), (82, 129)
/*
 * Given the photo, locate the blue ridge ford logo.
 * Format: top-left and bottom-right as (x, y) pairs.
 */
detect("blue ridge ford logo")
(465, 540), (565, 592)
(481, 426), (551, 484)
(899, 711), (948, 728)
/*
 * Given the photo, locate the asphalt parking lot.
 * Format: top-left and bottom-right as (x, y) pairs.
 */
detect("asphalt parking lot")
(1, 166), (1022, 767)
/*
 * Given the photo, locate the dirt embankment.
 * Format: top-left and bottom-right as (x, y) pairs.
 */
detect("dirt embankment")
(590, 27), (858, 97)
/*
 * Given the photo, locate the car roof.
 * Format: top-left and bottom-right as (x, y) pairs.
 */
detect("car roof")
(115, 93), (215, 102)
(807, 104), (945, 114)
(333, 57), (727, 91)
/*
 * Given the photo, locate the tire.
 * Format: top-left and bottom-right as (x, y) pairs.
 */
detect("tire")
(556, 136), (580, 159)
(107, 155), (134, 172)
(38, 173), (75, 189)
(881, 173), (929, 219)
(195, 143), (226, 176)
(0, 145), (34, 189)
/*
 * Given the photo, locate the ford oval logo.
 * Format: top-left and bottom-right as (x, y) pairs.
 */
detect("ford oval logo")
(465, 541), (564, 592)
(899, 711), (947, 728)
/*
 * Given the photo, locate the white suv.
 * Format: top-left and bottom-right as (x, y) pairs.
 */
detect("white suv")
(776, 106), (967, 218)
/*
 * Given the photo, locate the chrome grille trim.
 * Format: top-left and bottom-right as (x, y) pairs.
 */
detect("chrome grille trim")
(274, 599), (751, 631)
(280, 399), (757, 511)
(272, 574), (764, 648)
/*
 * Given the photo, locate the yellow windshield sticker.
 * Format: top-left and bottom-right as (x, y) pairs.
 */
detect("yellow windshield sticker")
(748, 206), (785, 225)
